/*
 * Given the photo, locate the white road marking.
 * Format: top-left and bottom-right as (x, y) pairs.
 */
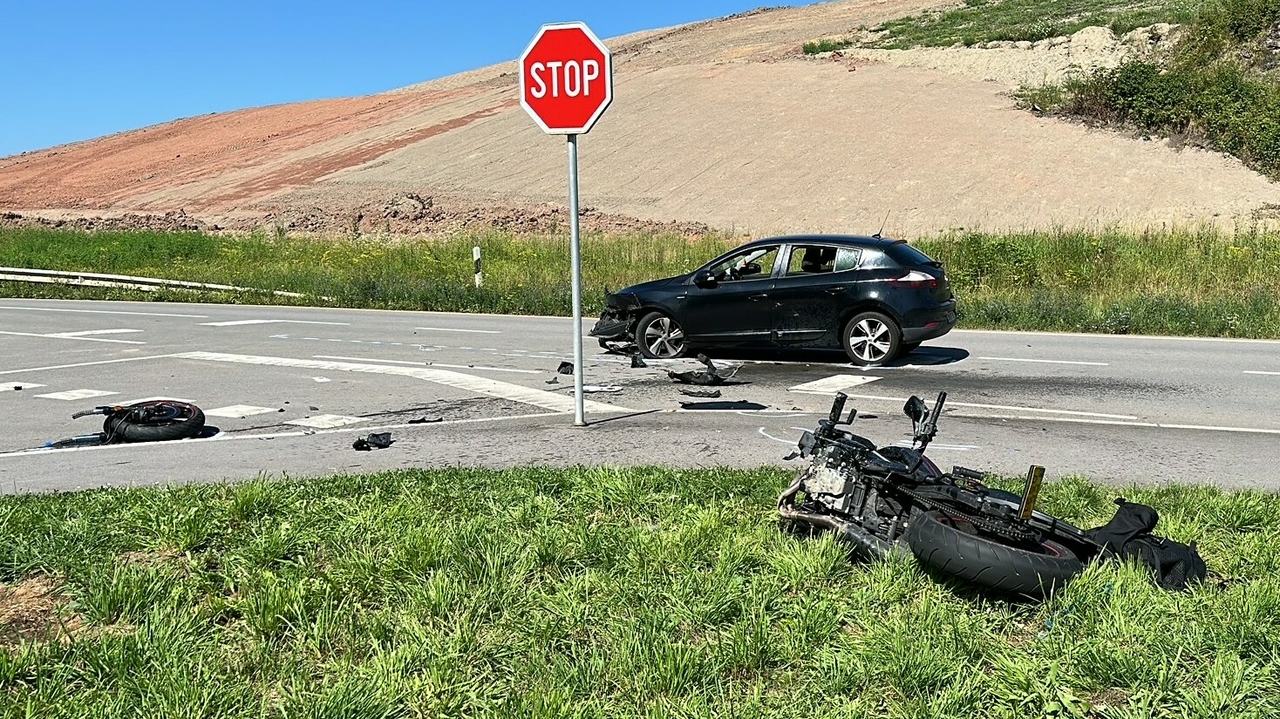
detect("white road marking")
(34, 389), (119, 401)
(0, 354), (178, 376)
(0, 411), (563, 459)
(758, 428), (797, 446)
(1244, 370), (1280, 376)
(121, 396), (197, 405)
(0, 330), (145, 345)
(45, 329), (144, 338)
(205, 404), (280, 419)
(892, 440), (978, 451)
(201, 319), (349, 327)
(0, 305), (207, 318)
(312, 355), (540, 374)
(286, 414), (365, 429)
(949, 412), (1280, 436)
(415, 327), (501, 334)
(1, 382), (46, 392)
(788, 374), (881, 394)
(837, 393), (1138, 420)
(172, 351), (632, 413)
(979, 356), (1109, 366)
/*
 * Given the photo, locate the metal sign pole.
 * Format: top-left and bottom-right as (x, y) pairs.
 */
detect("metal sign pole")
(568, 133), (585, 426)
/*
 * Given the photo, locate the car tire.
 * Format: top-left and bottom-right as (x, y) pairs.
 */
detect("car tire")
(636, 312), (688, 359)
(842, 311), (901, 366)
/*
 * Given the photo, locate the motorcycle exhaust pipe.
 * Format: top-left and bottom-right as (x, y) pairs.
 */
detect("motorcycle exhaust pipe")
(778, 498), (894, 561)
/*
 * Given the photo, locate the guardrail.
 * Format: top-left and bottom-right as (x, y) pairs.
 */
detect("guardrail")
(0, 267), (320, 300)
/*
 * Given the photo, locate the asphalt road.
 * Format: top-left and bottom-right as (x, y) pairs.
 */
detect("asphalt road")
(1, 299), (1277, 494)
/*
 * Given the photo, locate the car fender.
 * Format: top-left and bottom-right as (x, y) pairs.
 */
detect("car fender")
(839, 299), (905, 330)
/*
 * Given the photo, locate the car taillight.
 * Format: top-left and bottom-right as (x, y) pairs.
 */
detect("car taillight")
(889, 270), (938, 288)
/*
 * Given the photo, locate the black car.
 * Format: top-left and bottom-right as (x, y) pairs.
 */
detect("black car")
(589, 234), (957, 366)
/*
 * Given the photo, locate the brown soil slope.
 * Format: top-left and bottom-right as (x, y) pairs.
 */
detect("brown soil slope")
(2, 0), (1277, 236)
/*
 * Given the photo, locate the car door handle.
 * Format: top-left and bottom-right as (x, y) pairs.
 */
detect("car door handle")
(749, 294), (769, 301)
(825, 286), (845, 295)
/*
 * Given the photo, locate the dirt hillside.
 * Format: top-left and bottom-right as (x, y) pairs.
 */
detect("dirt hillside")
(2, 0), (1278, 237)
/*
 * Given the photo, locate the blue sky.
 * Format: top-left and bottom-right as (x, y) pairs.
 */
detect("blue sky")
(0, 1), (821, 158)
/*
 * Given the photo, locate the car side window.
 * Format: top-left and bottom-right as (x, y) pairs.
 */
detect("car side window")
(785, 245), (861, 275)
(710, 246), (779, 282)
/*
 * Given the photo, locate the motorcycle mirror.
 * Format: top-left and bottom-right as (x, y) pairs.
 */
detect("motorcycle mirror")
(904, 396), (927, 423)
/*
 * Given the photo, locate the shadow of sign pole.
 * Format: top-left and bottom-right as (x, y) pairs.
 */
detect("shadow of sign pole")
(519, 21), (614, 426)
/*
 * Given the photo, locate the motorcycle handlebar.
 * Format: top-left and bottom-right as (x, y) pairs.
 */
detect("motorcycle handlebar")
(828, 392), (848, 425)
(929, 391), (947, 429)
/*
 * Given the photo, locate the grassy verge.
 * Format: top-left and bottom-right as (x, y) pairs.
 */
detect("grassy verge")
(803, 38), (854, 54)
(865, 0), (1195, 49)
(4, 225), (1280, 338)
(2, 467), (1278, 717)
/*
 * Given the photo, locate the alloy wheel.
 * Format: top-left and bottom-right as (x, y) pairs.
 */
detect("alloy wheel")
(849, 318), (893, 364)
(643, 317), (685, 358)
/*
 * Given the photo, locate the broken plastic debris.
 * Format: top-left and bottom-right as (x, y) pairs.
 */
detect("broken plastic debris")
(557, 361), (574, 375)
(630, 354), (648, 368)
(408, 417), (444, 424)
(679, 399), (767, 411)
(668, 353), (740, 386)
(546, 376), (559, 384)
(313, 377), (331, 383)
(680, 388), (722, 398)
(582, 385), (623, 393)
(353, 432), (395, 451)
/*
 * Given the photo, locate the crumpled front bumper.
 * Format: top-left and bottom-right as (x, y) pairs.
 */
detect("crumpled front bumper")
(588, 291), (640, 340)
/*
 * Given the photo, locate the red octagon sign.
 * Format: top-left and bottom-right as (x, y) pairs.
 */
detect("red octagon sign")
(519, 22), (613, 135)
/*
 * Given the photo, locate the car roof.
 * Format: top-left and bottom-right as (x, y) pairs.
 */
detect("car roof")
(737, 234), (906, 251)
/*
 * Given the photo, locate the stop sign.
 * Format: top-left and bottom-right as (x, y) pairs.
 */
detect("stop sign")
(519, 22), (613, 135)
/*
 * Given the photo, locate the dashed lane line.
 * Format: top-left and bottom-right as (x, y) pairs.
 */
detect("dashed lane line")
(415, 327), (501, 334)
(286, 414), (366, 429)
(978, 356), (1109, 366)
(205, 405), (280, 419)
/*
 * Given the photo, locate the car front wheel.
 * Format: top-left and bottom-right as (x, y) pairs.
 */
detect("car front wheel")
(636, 312), (688, 359)
(843, 311), (901, 366)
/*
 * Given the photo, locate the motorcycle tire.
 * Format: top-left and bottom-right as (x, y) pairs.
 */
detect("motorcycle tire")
(103, 401), (206, 443)
(906, 509), (1084, 599)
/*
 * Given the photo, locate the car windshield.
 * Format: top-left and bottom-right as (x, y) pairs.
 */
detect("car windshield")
(708, 246), (778, 281)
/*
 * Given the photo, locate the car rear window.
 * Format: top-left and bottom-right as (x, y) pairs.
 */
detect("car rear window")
(884, 242), (937, 267)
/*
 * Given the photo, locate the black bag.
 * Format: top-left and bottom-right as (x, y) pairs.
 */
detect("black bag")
(1086, 498), (1207, 591)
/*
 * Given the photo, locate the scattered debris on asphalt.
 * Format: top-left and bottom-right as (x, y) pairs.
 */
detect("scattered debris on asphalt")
(353, 432), (395, 451)
(680, 388), (722, 398)
(668, 354), (740, 386)
(308, 405), (319, 411)
(558, 361), (574, 375)
(583, 385), (623, 393)
(679, 399), (767, 411)
(408, 416), (444, 424)
(546, 376), (559, 384)
(630, 354), (648, 368)
(313, 377), (331, 383)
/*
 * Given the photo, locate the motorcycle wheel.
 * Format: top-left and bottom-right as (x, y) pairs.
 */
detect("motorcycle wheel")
(906, 509), (1084, 599)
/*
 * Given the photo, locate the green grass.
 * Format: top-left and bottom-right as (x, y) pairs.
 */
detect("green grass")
(5, 225), (1280, 338)
(802, 38), (854, 54)
(865, 0), (1198, 49)
(2, 467), (1278, 717)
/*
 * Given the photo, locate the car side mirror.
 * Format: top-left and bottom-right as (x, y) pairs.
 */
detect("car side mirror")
(693, 270), (718, 289)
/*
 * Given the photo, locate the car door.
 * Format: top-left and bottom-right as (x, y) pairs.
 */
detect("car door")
(680, 245), (781, 344)
(771, 243), (863, 345)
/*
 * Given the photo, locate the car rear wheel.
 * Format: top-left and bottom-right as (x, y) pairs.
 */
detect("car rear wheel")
(843, 311), (901, 366)
(636, 312), (688, 359)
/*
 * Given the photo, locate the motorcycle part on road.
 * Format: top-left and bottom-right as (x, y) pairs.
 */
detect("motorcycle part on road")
(101, 401), (206, 444)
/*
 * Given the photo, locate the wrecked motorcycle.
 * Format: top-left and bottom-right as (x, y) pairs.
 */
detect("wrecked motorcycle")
(47, 400), (206, 448)
(778, 391), (1102, 598)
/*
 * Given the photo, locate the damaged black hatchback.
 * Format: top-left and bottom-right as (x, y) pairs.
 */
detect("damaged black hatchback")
(590, 234), (957, 366)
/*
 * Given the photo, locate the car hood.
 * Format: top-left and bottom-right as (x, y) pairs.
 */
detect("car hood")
(612, 275), (686, 298)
